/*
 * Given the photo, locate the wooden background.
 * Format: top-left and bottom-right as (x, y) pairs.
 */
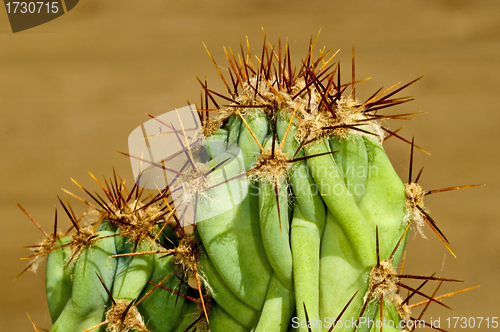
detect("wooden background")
(1, 0), (499, 330)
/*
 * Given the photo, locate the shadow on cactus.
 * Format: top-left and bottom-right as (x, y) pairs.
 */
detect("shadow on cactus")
(18, 32), (482, 332)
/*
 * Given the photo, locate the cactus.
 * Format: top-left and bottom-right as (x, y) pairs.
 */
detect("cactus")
(19, 34), (480, 332)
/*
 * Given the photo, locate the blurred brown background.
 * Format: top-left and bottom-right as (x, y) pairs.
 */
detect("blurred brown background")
(1, 0), (499, 330)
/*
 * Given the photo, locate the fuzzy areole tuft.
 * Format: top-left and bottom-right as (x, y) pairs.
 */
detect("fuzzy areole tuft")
(366, 259), (411, 326)
(69, 226), (98, 260)
(174, 234), (202, 275)
(368, 260), (399, 300)
(404, 182), (427, 237)
(108, 199), (163, 243)
(25, 231), (63, 274)
(105, 300), (145, 332)
(251, 147), (290, 185)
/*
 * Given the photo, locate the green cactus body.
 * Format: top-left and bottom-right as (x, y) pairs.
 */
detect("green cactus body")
(112, 240), (155, 302)
(137, 251), (187, 332)
(278, 111), (326, 332)
(28, 35), (475, 332)
(196, 125), (274, 310)
(198, 253), (260, 328)
(50, 231), (117, 332)
(42, 211), (195, 331)
(45, 236), (74, 322)
(259, 135), (293, 288)
(306, 139), (377, 267)
(208, 304), (248, 332)
(254, 274), (296, 332)
(197, 188), (273, 310)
